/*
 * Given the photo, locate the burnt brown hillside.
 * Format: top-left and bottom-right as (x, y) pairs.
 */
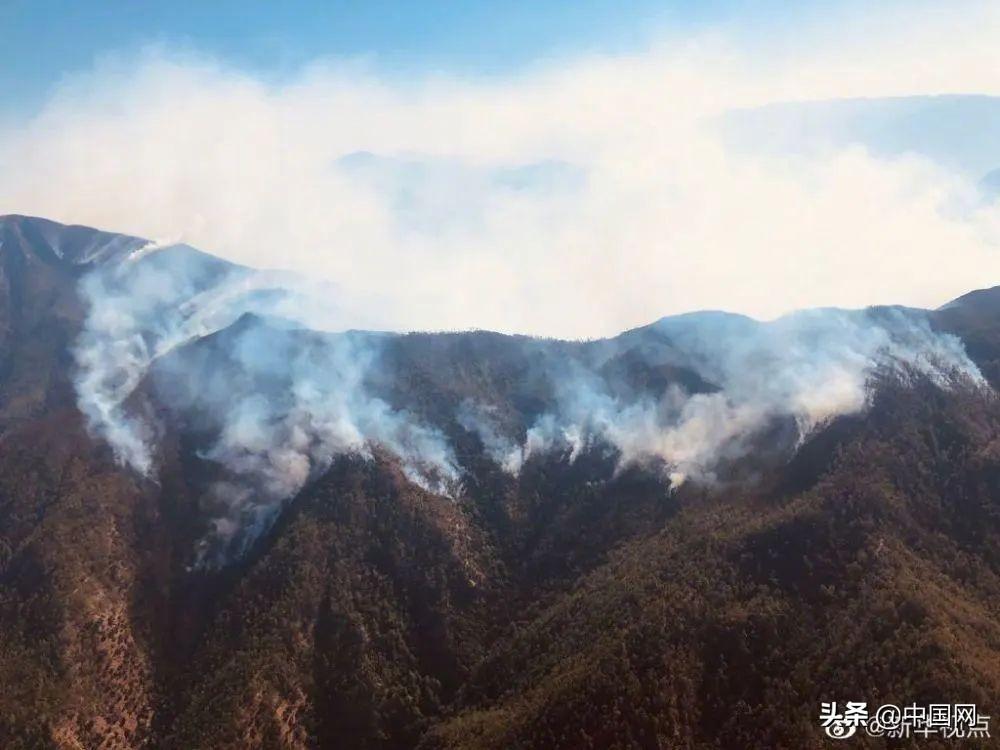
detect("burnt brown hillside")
(1, 216), (999, 749)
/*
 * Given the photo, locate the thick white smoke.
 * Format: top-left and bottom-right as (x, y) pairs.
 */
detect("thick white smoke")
(73, 244), (461, 563)
(74, 242), (254, 475)
(72, 238), (984, 564)
(152, 318), (463, 563)
(461, 307), (984, 485)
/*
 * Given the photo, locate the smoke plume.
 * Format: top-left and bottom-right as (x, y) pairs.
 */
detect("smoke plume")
(72, 241), (984, 565)
(459, 307), (984, 485)
(73, 243), (461, 563)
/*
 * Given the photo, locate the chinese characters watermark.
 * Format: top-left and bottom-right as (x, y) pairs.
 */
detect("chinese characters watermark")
(820, 702), (991, 740)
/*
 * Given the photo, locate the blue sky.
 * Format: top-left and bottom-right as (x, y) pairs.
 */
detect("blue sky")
(2, 0), (789, 106)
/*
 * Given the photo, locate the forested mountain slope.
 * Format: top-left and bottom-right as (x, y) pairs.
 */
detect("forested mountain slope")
(1, 215), (999, 749)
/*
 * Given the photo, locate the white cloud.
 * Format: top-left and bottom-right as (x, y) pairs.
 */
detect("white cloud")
(2, 0), (1000, 338)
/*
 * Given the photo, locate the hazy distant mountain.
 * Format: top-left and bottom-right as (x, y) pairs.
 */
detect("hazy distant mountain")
(719, 94), (1000, 183)
(1, 215), (999, 749)
(981, 168), (1000, 201)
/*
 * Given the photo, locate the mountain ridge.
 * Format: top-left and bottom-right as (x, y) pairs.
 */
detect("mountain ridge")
(5, 213), (997, 341)
(1, 216), (999, 749)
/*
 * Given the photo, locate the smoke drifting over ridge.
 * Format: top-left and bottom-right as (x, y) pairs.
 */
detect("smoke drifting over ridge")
(7, 1), (1000, 339)
(70, 232), (986, 565)
(73, 241), (464, 562)
(472, 308), (984, 486)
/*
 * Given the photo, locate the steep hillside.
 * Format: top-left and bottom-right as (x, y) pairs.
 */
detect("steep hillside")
(935, 286), (1000, 386)
(0, 217), (161, 748)
(1, 216), (999, 749)
(1, 216), (112, 423)
(426, 377), (1000, 748)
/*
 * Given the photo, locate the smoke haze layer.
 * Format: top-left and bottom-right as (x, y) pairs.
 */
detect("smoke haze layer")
(8, 0), (1000, 339)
